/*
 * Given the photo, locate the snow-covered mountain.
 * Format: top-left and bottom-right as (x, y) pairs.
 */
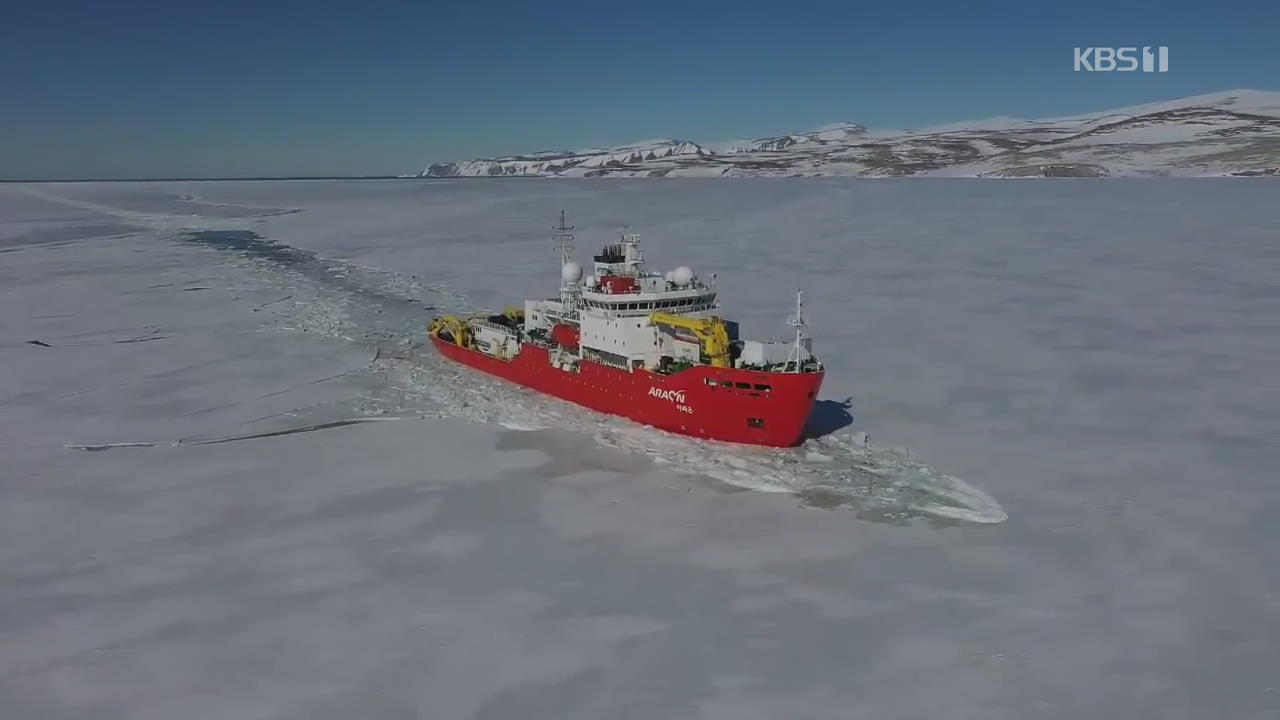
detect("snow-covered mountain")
(422, 139), (714, 179)
(421, 90), (1280, 178)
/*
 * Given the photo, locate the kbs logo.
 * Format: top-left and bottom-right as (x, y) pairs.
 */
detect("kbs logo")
(1074, 46), (1168, 72)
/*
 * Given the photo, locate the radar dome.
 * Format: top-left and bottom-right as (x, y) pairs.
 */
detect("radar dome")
(671, 265), (695, 287)
(561, 262), (583, 284)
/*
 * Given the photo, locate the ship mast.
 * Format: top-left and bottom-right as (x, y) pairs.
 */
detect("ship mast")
(786, 289), (808, 372)
(553, 210), (579, 312)
(619, 226), (644, 276)
(554, 210), (574, 267)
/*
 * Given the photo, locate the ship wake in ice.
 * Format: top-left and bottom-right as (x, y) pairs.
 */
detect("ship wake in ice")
(59, 208), (1004, 526)
(176, 226), (1007, 525)
(381, 355), (1006, 525)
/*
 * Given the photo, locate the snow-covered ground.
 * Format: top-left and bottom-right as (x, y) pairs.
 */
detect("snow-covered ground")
(3, 179), (1278, 718)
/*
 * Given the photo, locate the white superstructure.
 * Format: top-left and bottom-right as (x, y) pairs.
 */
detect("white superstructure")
(521, 215), (815, 374)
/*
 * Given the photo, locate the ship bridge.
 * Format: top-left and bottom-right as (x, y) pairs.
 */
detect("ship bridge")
(581, 278), (718, 317)
(584, 231), (717, 318)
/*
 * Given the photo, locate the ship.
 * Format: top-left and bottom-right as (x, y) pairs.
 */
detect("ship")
(428, 213), (825, 446)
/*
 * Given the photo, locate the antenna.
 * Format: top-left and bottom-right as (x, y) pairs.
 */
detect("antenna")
(553, 210), (575, 266)
(618, 225), (643, 275)
(787, 289), (806, 330)
(786, 289), (808, 372)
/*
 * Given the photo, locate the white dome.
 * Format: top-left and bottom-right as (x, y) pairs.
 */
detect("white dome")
(671, 265), (695, 287)
(561, 262), (583, 284)
(584, 274), (595, 287)
(664, 271), (674, 283)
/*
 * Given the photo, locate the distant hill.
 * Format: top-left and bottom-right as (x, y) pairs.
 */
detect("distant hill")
(421, 90), (1280, 179)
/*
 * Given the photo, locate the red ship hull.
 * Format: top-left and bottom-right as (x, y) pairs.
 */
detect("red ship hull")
(432, 337), (823, 446)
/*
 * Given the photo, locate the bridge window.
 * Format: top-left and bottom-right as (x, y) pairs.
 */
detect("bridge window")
(734, 382), (751, 389)
(754, 384), (771, 392)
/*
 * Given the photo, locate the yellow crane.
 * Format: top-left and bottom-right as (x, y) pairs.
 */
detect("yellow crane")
(429, 308), (522, 350)
(649, 312), (732, 368)
(428, 315), (472, 348)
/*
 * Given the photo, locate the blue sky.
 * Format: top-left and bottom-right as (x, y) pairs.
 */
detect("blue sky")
(3, 0), (1277, 179)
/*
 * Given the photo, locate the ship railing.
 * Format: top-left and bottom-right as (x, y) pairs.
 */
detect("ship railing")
(581, 348), (631, 371)
(740, 358), (825, 374)
(468, 318), (521, 337)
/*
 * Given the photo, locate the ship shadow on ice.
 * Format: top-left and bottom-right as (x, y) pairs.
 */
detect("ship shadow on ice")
(802, 397), (855, 440)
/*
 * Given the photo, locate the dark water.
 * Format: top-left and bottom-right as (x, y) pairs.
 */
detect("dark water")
(182, 229), (438, 349)
(181, 230), (417, 305)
